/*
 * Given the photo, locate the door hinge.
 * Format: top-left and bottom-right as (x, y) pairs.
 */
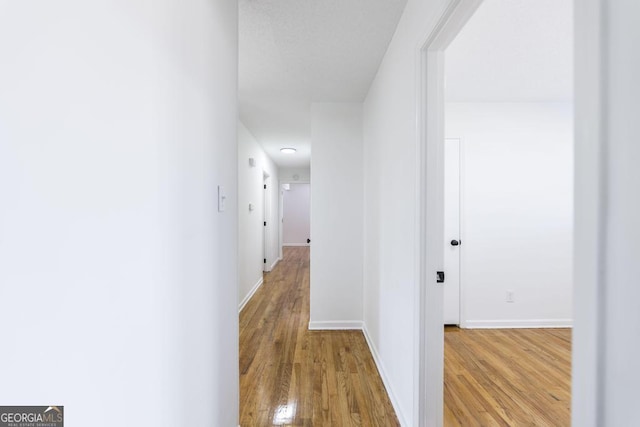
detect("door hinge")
(437, 271), (445, 283)
(264, 258), (266, 264)
(264, 184), (267, 189)
(264, 221), (267, 226)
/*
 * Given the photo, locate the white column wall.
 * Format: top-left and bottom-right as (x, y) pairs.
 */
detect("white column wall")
(601, 3), (640, 420)
(361, 0), (449, 423)
(310, 103), (364, 329)
(0, 1), (238, 425)
(573, 2), (640, 426)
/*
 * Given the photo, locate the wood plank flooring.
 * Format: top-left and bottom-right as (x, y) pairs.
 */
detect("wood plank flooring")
(240, 246), (571, 425)
(239, 247), (399, 426)
(444, 326), (572, 426)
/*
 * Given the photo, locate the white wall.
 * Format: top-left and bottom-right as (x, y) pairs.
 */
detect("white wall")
(310, 103), (364, 329)
(362, 1), (450, 424)
(362, 1), (640, 425)
(0, 2), (238, 426)
(283, 183), (310, 246)
(574, 2), (640, 426)
(600, 4), (640, 425)
(280, 167), (311, 183)
(238, 121), (279, 309)
(446, 102), (573, 328)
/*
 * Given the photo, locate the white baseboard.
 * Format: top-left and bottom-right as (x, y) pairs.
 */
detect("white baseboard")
(283, 243), (310, 247)
(461, 319), (573, 329)
(238, 277), (263, 313)
(268, 257), (281, 271)
(308, 320), (363, 330)
(362, 325), (409, 427)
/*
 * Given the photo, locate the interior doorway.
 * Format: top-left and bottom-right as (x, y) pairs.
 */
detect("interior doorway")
(263, 171), (270, 272)
(282, 183), (311, 247)
(442, 0), (574, 331)
(442, 0), (574, 330)
(418, 0), (574, 425)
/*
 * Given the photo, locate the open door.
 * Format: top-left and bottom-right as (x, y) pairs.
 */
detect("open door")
(444, 138), (461, 325)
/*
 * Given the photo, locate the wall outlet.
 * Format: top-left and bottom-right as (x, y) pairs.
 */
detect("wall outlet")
(506, 290), (515, 303)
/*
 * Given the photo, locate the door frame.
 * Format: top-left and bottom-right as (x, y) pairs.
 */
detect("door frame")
(573, 1), (605, 425)
(414, 1), (483, 425)
(417, 1), (602, 426)
(263, 171), (270, 272)
(278, 179), (311, 259)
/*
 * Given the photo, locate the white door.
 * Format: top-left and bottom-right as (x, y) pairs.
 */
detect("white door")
(444, 138), (461, 325)
(263, 174), (269, 272)
(282, 183), (310, 246)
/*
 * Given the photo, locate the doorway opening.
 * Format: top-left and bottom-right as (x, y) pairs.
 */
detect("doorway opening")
(263, 171), (270, 272)
(281, 182), (311, 249)
(418, 0), (574, 425)
(441, 0), (573, 332)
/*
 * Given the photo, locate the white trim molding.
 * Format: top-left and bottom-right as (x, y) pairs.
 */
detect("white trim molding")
(238, 277), (263, 313)
(462, 319), (573, 329)
(362, 326), (409, 427)
(269, 256), (281, 272)
(573, 2), (606, 426)
(415, 1), (483, 425)
(307, 320), (363, 330)
(283, 243), (310, 247)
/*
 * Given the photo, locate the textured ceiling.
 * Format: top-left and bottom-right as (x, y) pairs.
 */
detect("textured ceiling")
(239, 0), (408, 167)
(446, 0), (573, 102)
(240, 0), (573, 168)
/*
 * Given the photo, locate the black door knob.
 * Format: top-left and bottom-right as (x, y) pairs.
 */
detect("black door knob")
(451, 240), (460, 246)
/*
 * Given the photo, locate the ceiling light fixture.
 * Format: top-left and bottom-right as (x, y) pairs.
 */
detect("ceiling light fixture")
(280, 147), (296, 154)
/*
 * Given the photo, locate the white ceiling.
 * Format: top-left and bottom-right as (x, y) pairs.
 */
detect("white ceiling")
(238, 0), (407, 168)
(239, 0), (573, 168)
(446, 0), (573, 102)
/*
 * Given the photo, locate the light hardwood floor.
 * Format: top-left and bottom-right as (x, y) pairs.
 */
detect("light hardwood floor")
(239, 247), (400, 426)
(444, 326), (572, 426)
(240, 247), (571, 426)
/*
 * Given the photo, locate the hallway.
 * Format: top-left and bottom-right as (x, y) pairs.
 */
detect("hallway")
(239, 247), (400, 426)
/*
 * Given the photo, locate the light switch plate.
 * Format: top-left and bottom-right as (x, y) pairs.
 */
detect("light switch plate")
(218, 186), (226, 212)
